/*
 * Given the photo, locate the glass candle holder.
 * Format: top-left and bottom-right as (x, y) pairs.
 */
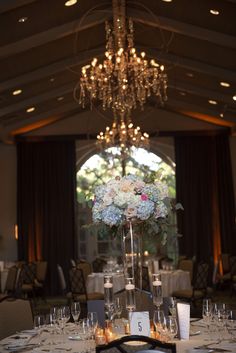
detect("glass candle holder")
(125, 277), (136, 312)
(152, 273), (163, 309)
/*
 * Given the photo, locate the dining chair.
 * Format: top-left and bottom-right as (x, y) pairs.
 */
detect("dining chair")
(69, 267), (104, 303)
(0, 265), (20, 301)
(92, 257), (107, 273)
(178, 259), (194, 283)
(0, 298), (33, 339)
(172, 261), (209, 306)
(96, 335), (176, 353)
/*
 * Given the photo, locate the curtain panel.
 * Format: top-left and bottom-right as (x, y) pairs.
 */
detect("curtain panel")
(17, 140), (77, 294)
(175, 134), (236, 264)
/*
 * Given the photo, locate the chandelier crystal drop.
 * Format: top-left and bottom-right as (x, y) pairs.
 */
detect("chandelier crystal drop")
(96, 112), (149, 154)
(78, 0), (168, 114)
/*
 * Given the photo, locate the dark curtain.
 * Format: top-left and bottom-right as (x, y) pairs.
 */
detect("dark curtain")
(17, 140), (77, 294)
(175, 134), (236, 263)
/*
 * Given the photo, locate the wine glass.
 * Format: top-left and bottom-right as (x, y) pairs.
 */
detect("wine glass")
(71, 301), (81, 324)
(114, 297), (122, 319)
(202, 300), (212, 340)
(87, 311), (98, 337)
(226, 310), (236, 342)
(166, 316), (178, 341)
(33, 314), (45, 330)
(169, 297), (177, 317)
(153, 310), (165, 340)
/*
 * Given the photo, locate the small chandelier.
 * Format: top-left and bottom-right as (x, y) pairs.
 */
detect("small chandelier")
(77, 0), (167, 114)
(96, 111), (149, 154)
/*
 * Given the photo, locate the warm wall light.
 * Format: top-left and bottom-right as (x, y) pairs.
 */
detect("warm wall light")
(18, 17), (28, 23)
(14, 224), (18, 240)
(233, 95), (236, 101)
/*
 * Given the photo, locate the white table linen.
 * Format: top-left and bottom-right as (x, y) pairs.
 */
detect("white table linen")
(1, 321), (236, 353)
(159, 269), (191, 297)
(87, 272), (125, 294)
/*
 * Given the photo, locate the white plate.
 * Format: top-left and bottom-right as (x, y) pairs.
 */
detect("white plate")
(68, 335), (82, 341)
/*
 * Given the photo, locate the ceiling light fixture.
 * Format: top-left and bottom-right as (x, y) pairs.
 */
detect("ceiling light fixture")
(210, 9), (220, 15)
(18, 17), (28, 23)
(186, 73), (194, 78)
(220, 82), (230, 88)
(77, 0), (167, 115)
(65, 0), (77, 6)
(57, 96), (64, 101)
(233, 95), (236, 101)
(97, 111), (149, 155)
(220, 113), (224, 118)
(161, 0), (172, 2)
(26, 107), (35, 113)
(208, 99), (217, 105)
(12, 89), (22, 96)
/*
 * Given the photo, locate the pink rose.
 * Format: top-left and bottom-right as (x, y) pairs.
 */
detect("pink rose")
(141, 194), (148, 201)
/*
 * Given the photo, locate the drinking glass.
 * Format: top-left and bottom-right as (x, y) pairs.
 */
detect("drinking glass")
(153, 310), (165, 340)
(114, 297), (122, 319)
(202, 300), (212, 340)
(34, 314), (44, 330)
(226, 310), (236, 342)
(71, 301), (81, 324)
(168, 297), (177, 317)
(152, 273), (163, 309)
(166, 316), (178, 341)
(87, 311), (98, 336)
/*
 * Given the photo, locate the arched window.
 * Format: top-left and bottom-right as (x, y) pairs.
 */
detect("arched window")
(76, 146), (175, 262)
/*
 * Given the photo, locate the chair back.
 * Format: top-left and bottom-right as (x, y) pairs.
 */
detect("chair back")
(96, 335), (176, 353)
(230, 256), (236, 276)
(69, 267), (87, 297)
(92, 258), (107, 273)
(219, 253), (230, 273)
(57, 264), (67, 293)
(193, 262), (209, 290)
(35, 261), (47, 282)
(178, 259), (194, 282)
(5, 266), (18, 293)
(77, 262), (92, 281)
(0, 299), (33, 339)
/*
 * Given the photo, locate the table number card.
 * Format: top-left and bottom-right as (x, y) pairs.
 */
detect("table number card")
(129, 311), (150, 336)
(176, 302), (190, 340)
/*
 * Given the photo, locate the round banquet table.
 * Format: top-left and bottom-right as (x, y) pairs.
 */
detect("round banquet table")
(0, 320), (236, 353)
(87, 270), (191, 297)
(87, 272), (125, 294)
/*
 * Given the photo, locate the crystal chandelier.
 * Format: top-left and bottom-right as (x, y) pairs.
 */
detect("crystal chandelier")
(78, 0), (168, 115)
(96, 111), (149, 154)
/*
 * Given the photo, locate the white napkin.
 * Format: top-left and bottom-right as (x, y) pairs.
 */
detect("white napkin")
(177, 302), (190, 340)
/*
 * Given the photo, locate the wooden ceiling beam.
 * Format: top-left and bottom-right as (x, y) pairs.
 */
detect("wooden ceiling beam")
(137, 47), (236, 82)
(128, 8), (236, 49)
(0, 10), (112, 59)
(0, 0), (36, 14)
(0, 48), (103, 92)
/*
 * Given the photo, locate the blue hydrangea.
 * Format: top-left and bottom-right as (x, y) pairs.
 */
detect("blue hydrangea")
(101, 205), (123, 226)
(137, 200), (155, 220)
(94, 185), (106, 201)
(92, 202), (102, 222)
(142, 185), (160, 203)
(123, 174), (140, 182)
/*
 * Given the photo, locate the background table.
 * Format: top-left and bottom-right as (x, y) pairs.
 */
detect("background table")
(87, 272), (125, 294)
(158, 269), (191, 297)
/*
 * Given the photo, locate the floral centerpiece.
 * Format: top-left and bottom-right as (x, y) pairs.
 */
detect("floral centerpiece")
(92, 175), (170, 240)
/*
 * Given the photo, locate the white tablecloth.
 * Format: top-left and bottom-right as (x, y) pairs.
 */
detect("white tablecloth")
(87, 270), (191, 297)
(0, 321), (235, 353)
(87, 272), (125, 294)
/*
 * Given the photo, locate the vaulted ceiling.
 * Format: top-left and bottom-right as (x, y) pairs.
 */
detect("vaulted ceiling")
(0, 0), (236, 144)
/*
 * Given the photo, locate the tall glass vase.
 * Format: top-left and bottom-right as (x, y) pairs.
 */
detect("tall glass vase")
(121, 221), (143, 290)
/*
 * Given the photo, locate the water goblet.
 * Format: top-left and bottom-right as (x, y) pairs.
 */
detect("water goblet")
(202, 301), (212, 340)
(114, 297), (122, 319)
(153, 310), (165, 340)
(152, 273), (163, 310)
(166, 316), (178, 341)
(87, 311), (98, 337)
(71, 301), (81, 324)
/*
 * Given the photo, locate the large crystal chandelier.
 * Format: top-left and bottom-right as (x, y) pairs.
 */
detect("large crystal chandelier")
(78, 0), (168, 115)
(96, 111), (149, 154)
